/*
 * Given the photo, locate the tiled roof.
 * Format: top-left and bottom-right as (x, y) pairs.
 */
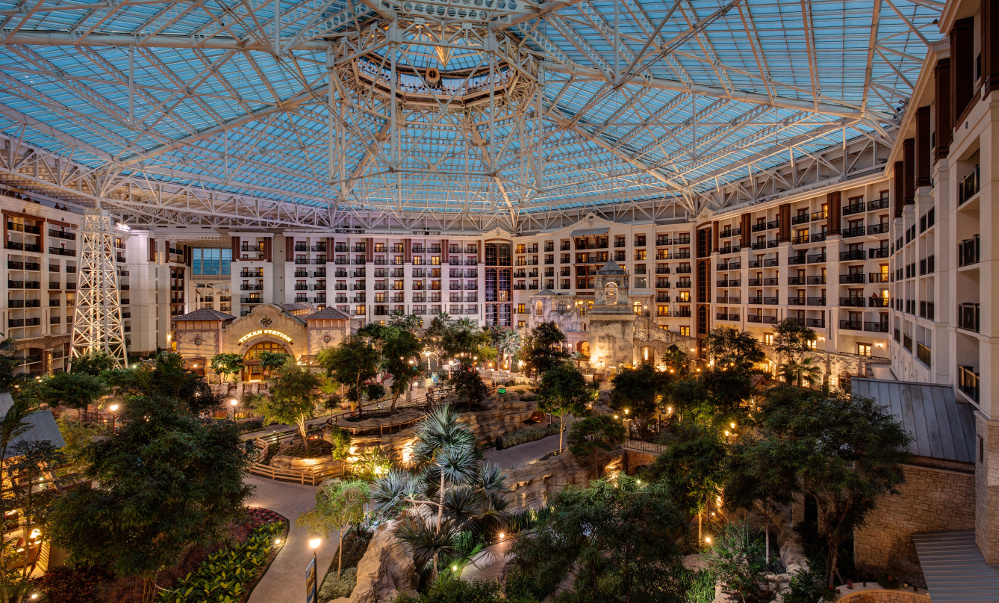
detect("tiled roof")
(172, 308), (236, 322)
(0, 393), (66, 457)
(305, 306), (351, 321)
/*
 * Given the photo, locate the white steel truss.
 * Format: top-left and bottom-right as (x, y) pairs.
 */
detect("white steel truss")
(0, 0), (940, 228)
(70, 208), (128, 368)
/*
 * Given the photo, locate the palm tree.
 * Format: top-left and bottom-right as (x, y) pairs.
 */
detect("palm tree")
(371, 468), (422, 516)
(489, 327), (522, 369)
(779, 356), (821, 387)
(411, 405), (476, 469)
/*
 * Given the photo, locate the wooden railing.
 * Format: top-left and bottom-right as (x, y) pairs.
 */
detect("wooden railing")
(248, 387), (455, 484)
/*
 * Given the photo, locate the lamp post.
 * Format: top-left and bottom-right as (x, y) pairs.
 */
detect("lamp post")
(229, 398), (238, 421)
(307, 538), (321, 603)
(108, 404), (119, 433)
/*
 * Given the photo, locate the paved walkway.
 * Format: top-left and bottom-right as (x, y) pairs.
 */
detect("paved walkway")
(482, 418), (576, 469)
(246, 475), (339, 603)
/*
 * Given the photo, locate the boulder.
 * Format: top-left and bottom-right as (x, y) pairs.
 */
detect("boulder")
(329, 520), (417, 603)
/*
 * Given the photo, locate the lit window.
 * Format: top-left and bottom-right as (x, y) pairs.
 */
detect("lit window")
(764, 333), (774, 345)
(679, 326), (690, 337)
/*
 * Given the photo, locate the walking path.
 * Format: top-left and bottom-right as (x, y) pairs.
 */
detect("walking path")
(246, 475), (339, 603)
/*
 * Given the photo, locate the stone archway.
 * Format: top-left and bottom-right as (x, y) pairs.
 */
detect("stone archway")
(240, 339), (294, 382)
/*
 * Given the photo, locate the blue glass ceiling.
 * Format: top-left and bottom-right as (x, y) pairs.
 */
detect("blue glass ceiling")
(0, 0), (941, 217)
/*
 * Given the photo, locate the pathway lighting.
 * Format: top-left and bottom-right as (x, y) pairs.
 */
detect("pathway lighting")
(730, 422), (736, 429)
(704, 536), (712, 544)
(310, 538), (321, 549)
(451, 565), (457, 572)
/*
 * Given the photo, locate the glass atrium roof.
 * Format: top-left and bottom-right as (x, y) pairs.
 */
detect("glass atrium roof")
(0, 0), (942, 221)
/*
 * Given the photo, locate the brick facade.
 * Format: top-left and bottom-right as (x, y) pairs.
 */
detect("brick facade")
(854, 463), (975, 586)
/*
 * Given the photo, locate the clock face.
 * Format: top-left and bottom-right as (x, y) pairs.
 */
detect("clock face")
(193, 336), (203, 346)
(605, 282), (618, 305)
(323, 335), (332, 344)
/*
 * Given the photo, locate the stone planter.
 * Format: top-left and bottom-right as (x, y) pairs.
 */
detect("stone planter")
(269, 454), (343, 472)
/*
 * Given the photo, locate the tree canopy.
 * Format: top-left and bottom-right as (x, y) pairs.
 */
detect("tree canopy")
(520, 322), (570, 378)
(703, 327), (765, 371)
(537, 363), (595, 452)
(609, 363), (668, 422)
(209, 352), (243, 383)
(69, 350), (119, 376)
(508, 476), (688, 603)
(39, 371), (106, 412)
(358, 324), (423, 411)
(260, 363), (325, 450)
(568, 415), (626, 474)
(47, 395), (253, 603)
(735, 385), (911, 585)
(318, 336), (380, 415)
(297, 479), (371, 579)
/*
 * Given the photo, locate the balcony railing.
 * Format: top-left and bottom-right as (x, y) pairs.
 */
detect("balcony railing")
(867, 223), (889, 235)
(840, 297), (866, 307)
(806, 276), (826, 285)
(958, 302), (980, 332)
(840, 273), (866, 284)
(959, 235), (981, 267)
(840, 250), (866, 261)
(869, 247), (890, 259)
(839, 319), (862, 330)
(864, 322), (889, 333)
(958, 365), (980, 402)
(916, 343), (931, 367)
(791, 214), (810, 225)
(806, 318), (825, 328)
(843, 203), (866, 216)
(807, 253), (826, 263)
(958, 165), (980, 205)
(868, 197), (890, 211)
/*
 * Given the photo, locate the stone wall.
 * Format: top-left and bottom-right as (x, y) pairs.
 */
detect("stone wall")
(502, 449), (624, 510)
(976, 416), (999, 563)
(837, 588), (930, 603)
(854, 462), (975, 586)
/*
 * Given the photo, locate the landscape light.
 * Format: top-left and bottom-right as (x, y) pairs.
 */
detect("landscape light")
(452, 565), (457, 572)
(498, 532), (505, 539)
(704, 537), (712, 544)
(109, 404), (119, 412)
(309, 538), (321, 549)
(230, 399), (238, 407)
(730, 422), (736, 429)
(275, 538), (281, 545)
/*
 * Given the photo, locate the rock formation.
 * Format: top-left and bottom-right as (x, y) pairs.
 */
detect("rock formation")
(329, 520), (417, 603)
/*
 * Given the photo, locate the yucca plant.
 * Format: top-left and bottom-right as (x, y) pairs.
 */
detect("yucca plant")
(395, 514), (459, 578)
(371, 468), (423, 516)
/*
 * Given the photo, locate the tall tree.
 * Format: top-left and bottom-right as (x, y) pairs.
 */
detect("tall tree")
(389, 312), (424, 333)
(297, 479), (371, 579)
(704, 326), (765, 371)
(520, 321), (570, 379)
(737, 385), (911, 585)
(0, 337), (24, 394)
(487, 327), (522, 369)
(105, 352), (220, 416)
(609, 363), (669, 432)
(318, 336), (380, 416)
(257, 350), (290, 379)
(536, 363), (595, 452)
(508, 477), (687, 602)
(259, 363), (325, 451)
(640, 422), (728, 543)
(778, 356), (822, 388)
(568, 415), (626, 475)
(359, 324), (423, 411)
(68, 350), (117, 376)
(47, 395), (253, 603)
(447, 359), (489, 410)
(38, 371), (106, 416)
(209, 352), (243, 383)
(773, 319), (818, 382)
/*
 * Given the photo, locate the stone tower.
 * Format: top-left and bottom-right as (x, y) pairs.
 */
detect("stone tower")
(588, 260), (635, 375)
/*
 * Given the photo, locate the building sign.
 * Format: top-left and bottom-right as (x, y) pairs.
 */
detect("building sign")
(238, 329), (293, 345)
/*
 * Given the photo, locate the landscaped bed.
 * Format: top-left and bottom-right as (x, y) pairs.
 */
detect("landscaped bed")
(316, 526), (374, 600)
(31, 507), (290, 603)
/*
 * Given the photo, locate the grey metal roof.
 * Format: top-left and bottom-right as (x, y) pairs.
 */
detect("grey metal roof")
(913, 530), (999, 602)
(852, 379), (976, 465)
(596, 260), (627, 275)
(172, 308), (236, 322)
(0, 393), (66, 457)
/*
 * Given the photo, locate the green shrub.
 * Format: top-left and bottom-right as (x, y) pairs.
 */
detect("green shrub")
(158, 522), (282, 603)
(684, 570), (716, 603)
(782, 566), (835, 603)
(392, 578), (537, 603)
(498, 423), (559, 449)
(327, 425), (352, 459)
(319, 566), (357, 599)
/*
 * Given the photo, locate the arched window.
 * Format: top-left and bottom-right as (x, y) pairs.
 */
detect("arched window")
(535, 301), (543, 316)
(243, 341), (289, 381)
(557, 301), (567, 313)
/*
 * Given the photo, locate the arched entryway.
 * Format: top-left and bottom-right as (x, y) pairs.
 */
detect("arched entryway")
(242, 340), (292, 381)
